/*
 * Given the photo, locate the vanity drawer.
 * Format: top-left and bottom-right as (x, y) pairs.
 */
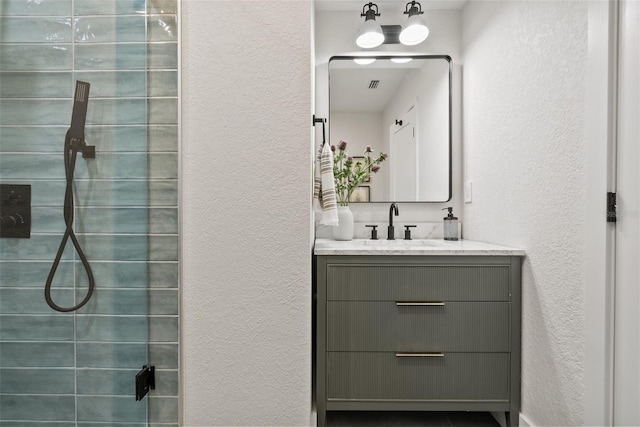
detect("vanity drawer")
(327, 301), (509, 352)
(327, 352), (509, 401)
(326, 265), (510, 301)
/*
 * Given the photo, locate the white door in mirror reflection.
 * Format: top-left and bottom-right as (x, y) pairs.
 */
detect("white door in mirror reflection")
(390, 107), (417, 200)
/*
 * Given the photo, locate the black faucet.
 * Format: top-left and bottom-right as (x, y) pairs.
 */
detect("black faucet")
(388, 202), (399, 240)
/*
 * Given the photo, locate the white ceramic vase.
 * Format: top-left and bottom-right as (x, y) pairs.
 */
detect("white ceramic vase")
(333, 205), (354, 241)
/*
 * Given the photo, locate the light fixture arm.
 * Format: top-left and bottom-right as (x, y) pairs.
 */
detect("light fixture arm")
(361, 2), (381, 21)
(403, 1), (424, 17)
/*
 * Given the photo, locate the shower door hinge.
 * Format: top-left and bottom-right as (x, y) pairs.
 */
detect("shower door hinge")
(135, 365), (155, 401)
(607, 192), (617, 223)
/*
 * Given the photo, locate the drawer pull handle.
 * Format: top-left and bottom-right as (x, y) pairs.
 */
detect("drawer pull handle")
(395, 352), (444, 357)
(395, 302), (445, 306)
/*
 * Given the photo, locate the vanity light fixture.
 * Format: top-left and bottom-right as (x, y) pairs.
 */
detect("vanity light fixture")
(399, 1), (429, 46)
(356, 2), (384, 49)
(390, 57), (413, 63)
(353, 57), (376, 65)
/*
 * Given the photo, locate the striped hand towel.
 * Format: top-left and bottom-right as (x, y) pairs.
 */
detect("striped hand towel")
(314, 143), (339, 226)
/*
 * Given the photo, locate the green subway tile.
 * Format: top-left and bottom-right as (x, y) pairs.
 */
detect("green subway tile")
(85, 125), (148, 152)
(148, 153), (178, 179)
(0, 342), (74, 367)
(75, 16), (146, 43)
(149, 397), (179, 423)
(149, 316), (178, 342)
(75, 44), (147, 70)
(76, 288), (148, 315)
(148, 98), (178, 124)
(74, 0), (146, 15)
(149, 208), (178, 234)
(11, 180), (65, 206)
(87, 98), (147, 125)
(76, 261), (148, 288)
(0, 261), (73, 288)
(1, 368), (75, 394)
(149, 289), (178, 315)
(1, 422), (76, 427)
(74, 180), (149, 207)
(148, 43), (178, 69)
(148, 71), (178, 97)
(149, 0), (178, 15)
(0, 100), (70, 125)
(148, 15), (178, 42)
(0, 395), (75, 421)
(74, 235), (176, 262)
(0, 154), (64, 179)
(0, 315), (74, 340)
(149, 343), (178, 369)
(149, 262), (179, 288)
(154, 369), (179, 396)
(0, 288), (74, 314)
(76, 343), (147, 368)
(77, 395), (146, 422)
(0, 44), (72, 71)
(0, 72), (72, 98)
(77, 368), (138, 395)
(150, 235), (178, 261)
(0, 126), (68, 152)
(1, 0), (72, 16)
(76, 315), (147, 342)
(0, 17), (72, 43)
(74, 71), (147, 98)
(74, 207), (149, 234)
(31, 206), (65, 232)
(78, 424), (145, 427)
(0, 234), (74, 261)
(149, 180), (178, 206)
(73, 153), (150, 179)
(148, 125), (178, 152)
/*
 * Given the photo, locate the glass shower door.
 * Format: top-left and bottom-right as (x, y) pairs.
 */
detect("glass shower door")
(0, 0), (179, 424)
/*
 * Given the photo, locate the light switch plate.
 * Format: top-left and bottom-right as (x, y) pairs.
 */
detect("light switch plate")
(464, 181), (472, 203)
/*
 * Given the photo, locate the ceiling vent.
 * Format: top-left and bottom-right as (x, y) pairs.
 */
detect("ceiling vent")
(369, 80), (380, 89)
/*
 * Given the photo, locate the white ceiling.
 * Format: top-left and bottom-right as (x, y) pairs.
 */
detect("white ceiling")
(331, 67), (409, 113)
(315, 0), (467, 13)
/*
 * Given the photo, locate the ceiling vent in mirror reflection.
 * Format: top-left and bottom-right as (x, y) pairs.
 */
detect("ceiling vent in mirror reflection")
(329, 55), (452, 203)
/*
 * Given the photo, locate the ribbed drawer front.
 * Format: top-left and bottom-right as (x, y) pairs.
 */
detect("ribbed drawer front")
(327, 265), (509, 301)
(327, 352), (509, 401)
(327, 301), (509, 352)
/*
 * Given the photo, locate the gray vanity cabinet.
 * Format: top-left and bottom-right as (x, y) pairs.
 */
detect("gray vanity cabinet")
(315, 255), (522, 427)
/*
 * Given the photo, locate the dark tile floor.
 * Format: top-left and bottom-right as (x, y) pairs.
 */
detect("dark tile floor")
(327, 411), (501, 427)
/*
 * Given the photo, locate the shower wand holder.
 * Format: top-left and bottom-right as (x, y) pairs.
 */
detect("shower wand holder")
(69, 138), (95, 159)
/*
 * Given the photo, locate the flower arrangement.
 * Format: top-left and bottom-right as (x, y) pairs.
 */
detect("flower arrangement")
(332, 140), (388, 206)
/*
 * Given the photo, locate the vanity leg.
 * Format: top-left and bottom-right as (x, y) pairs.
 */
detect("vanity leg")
(317, 408), (326, 427)
(506, 411), (519, 427)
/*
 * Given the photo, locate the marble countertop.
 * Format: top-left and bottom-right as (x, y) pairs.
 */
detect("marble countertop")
(314, 238), (525, 256)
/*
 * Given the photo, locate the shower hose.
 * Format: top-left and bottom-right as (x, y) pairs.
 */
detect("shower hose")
(45, 131), (95, 312)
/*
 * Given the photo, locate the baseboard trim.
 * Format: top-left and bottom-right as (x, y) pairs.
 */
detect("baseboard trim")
(519, 412), (535, 427)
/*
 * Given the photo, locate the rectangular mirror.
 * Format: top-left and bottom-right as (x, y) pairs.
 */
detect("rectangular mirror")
(329, 55), (452, 203)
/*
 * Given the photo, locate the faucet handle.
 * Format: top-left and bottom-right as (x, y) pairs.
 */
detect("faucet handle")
(365, 225), (378, 240)
(404, 225), (417, 240)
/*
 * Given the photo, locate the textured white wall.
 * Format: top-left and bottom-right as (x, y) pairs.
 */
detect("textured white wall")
(462, 1), (587, 425)
(181, 1), (312, 425)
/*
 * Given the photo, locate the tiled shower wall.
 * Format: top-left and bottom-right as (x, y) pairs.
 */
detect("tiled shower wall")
(0, 0), (179, 425)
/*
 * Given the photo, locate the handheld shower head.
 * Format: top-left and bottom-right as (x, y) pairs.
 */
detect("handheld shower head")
(68, 81), (90, 141)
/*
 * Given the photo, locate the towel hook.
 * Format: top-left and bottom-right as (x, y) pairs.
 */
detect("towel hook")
(313, 115), (327, 145)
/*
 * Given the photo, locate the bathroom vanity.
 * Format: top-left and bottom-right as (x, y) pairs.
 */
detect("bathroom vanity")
(314, 239), (524, 427)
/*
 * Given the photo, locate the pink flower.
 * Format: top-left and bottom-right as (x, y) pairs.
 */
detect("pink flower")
(338, 140), (347, 151)
(372, 165), (381, 173)
(330, 145), (336, 152)
(365, 145), (372, 153)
